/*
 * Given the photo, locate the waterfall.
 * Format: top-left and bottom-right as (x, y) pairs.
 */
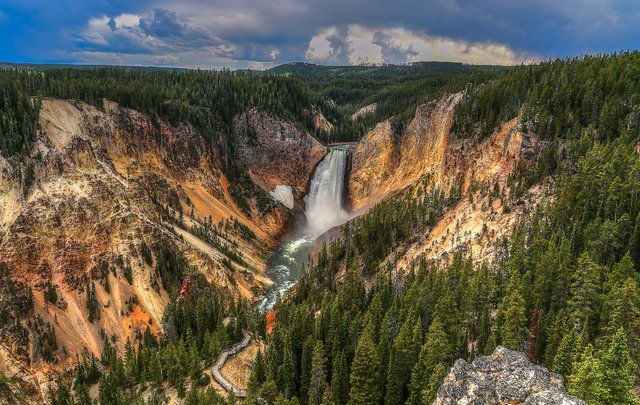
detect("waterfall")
(257, 147), (350, 312)
(304, 148), (349, 238)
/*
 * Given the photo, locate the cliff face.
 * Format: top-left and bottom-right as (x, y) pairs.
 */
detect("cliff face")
(347, 93), (461, 211)
(0, 99), (301, 391)
(434, 346), (585, 405)
(347, 120), (399, 213)
(347, 92), (544, 264)
(232, 108), (327, 207)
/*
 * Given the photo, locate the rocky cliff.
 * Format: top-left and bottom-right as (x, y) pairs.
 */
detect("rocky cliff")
(0, 98), (312, 397)
(434, 346), (585, 405)
(347, 92), (546, 264)
(232, 108), (327, 208)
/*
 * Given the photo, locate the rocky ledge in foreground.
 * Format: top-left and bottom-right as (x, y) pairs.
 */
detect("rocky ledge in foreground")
(434, 346), (585, 405)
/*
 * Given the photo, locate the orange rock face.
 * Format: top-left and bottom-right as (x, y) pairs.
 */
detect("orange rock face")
(347, 92), (545, 264)
(0, 99), (298, 380)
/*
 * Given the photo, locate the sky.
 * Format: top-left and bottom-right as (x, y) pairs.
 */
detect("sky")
(0, 0), (639, 69)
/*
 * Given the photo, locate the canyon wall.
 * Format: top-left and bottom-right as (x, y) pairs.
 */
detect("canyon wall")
(347, 92), (545, 265)
(232, 108), (327, 208)
(0, 99), (321, 393)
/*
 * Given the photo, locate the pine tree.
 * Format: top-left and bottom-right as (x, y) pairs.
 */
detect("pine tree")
(321, 388), (336, 405)
(348, 331), (380, 405)
(603, 278), (640, 350)
(86, 281), (100, 322)
(87, 354), (101, 384)
(148, 352), (163, 387)
(281, 336), (298, 398)
(422, 363), (447, 404)
(543, 310), (566, 368)
(552, 327), (578, 376)
(260, 379), (280, 405)
(330, 351), (349, 405)
(74, 382), (91, 405)
(308, 341), (327, 405)
(567, 344), (606, 404)
(497, 271), (526, 350)
(629, 211), (640, 267)
(567, 253), (601, 332)
(598, 329), (637, 405)
(384, 315), (421, 405)
(253, 349), (267, 384)
(408, 318), (450, 404)
(300, 336), (315, 404)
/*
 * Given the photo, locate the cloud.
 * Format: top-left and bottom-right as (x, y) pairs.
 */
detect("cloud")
(372, 31), (418, 63)
(72, 51), (125, 65)
(325, 26), (353, 64)
(306, 26), (354, 64)
(152, 55), (179, 65)
(11, 0), (637, 68)
(139, 9), (187, 38)
(307, 25), (533, 66)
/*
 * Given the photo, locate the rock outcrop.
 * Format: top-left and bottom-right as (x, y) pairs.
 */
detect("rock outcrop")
(351, 103), (377, 121)
(347, 120), (399, 213)
(348, 93), (462, 211)
(434, 346), (585, 405)
(232, 108), (327, 207)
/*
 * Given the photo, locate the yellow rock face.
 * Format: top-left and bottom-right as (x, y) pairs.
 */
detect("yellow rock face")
(347, 92), (544, 265)
(0, 99), (293, 376)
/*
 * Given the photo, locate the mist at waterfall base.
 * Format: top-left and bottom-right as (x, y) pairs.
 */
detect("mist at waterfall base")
(257, 148), (350, 312)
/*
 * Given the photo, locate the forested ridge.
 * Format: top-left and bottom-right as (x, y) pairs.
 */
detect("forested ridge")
(0, 67), (344, 157)
(251, 53), (640, 405)
(269, 62), (506, 140)
(453, 52), (640, 141)
(0, 61), (505, 154)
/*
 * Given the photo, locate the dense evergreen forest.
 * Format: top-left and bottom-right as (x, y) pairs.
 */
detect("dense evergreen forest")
(0, 61), (504, 156)
(3, 54), (640, 404)
(269, 62), (506, 139)
(453, 53), (640, 141)
(252, 53), (640, 405)
(0, 67), (340, 157)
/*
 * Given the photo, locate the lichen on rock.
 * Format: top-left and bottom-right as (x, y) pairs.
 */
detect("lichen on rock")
(433, 346), (585, 405)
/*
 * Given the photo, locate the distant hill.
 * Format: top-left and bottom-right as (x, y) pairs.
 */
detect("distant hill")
(267, 61), (506, 78)
(0, 61), (190, 72)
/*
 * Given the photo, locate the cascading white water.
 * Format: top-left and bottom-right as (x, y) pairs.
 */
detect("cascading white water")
(257, 147), (350, 312)
(304, 148), (349, 238)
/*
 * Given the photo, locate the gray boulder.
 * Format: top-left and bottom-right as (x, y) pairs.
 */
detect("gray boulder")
(433, 346), (585, 405)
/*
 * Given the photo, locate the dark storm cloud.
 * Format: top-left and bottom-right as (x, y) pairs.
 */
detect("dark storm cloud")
(107, 17), (117, 32)
(139, 9), (186, 38)
(140, 0), (639, 63)
(2, 0), (639, 67)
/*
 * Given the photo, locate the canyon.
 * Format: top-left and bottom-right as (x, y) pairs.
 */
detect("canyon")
(1, 90), (547, 402)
